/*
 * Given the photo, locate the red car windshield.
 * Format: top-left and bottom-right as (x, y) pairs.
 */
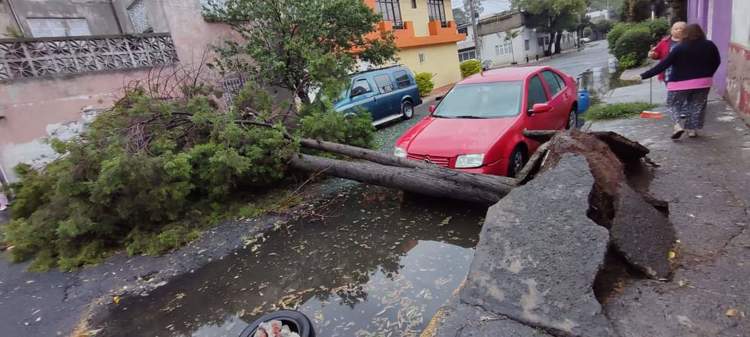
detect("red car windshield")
(433, 81), (523, 119)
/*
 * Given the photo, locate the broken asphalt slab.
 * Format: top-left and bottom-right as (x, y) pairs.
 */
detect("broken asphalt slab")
(611, 184), (676, 279)
(425, 295), (554, 337)
(460, 154), (615, 337)
(544, 130), (675, 280)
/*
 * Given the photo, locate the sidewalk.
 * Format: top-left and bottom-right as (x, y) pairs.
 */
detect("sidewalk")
(590, 98), (750, 336)
(601, 79), (668, 104)
(603, 61), (667, 105)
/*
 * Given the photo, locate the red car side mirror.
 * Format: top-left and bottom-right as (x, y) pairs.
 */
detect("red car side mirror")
(531, 103), (553, 114)
(429, 105), (437, 113)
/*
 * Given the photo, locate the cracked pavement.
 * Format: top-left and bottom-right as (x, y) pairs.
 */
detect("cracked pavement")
(592, 97), (750, 337)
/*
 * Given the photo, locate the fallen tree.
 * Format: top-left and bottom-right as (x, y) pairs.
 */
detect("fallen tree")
(1, 74), (656, 272)
(289, 153), (507, 204)
(291, 130), (651, 204)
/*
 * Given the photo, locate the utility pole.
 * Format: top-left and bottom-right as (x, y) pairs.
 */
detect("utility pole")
(468, 0), (482, 60)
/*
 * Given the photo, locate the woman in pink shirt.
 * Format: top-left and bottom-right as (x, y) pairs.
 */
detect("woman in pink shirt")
(640, 24), (721, 139)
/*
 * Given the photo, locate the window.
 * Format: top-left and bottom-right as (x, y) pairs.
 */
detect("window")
(495, 45), (500, 55)
(542, 70), (563, 95)
(411, 0), (417, 8)
(374, 74), (394, 93)
(128, 0), (152, 34)
(394, 71), (412, 88)
(503, 41), (512, 54)
(350, 78), (372, 97)
(26, 18), (91, 37)
(524, 39), (530, 51)
(427, 0), (447, 26)
(527, 75), (548, 111)
(432, 82), (523, 118)
(375, 0), (403, 29)
(458, 26), (468, 35)
(458, 49), (476, 62)
(537, 37), (544, 47)
(419, 53), (426, 63)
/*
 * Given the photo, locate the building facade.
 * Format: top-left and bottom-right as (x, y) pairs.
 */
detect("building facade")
(365, 0), (465, 88)
(0, 0), (234, 183)
(685, 0), (750, 122)
(456, 24), (477, 62)
(470, 11), (577, 68)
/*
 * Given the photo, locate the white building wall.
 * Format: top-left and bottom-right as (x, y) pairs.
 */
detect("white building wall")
(478, 28), (578, 68)
(479, 28), (522, 67)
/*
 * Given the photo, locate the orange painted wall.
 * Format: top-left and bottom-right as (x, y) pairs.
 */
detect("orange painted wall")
(364, 0), (465, 49)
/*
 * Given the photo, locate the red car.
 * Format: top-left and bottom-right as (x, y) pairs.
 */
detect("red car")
(393, 66), (578, 177)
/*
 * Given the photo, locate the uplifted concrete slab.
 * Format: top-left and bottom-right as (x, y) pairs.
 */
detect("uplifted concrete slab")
(460, 154), (615, 337)
(426, 296), (554, 337)
(611, 184), (676, 279)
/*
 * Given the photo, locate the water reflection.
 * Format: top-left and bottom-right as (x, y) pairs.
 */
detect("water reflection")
(98, 186), (484, 337)
(578, 65), (640, 99)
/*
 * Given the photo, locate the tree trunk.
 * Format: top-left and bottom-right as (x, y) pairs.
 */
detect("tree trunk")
(299, 139), (517, 194)
(289, 132), (648, 204)
(289, 154), (505, 204)
(554, 31), (563, 54)
(545, 31), (556, 56)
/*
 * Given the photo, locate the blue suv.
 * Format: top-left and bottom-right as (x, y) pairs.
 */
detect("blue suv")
(334, 65), (423, 126)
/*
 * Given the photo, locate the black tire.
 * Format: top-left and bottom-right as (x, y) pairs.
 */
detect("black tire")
(401, 100), (414, 120)
(566, 109), (578, 130)
(239, 310), (316, 337)
(507, 147), (527, 178)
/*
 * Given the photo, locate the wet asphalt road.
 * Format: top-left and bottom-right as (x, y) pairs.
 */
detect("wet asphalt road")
(538, 41), (611, 78)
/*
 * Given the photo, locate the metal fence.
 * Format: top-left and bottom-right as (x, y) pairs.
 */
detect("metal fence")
(0, 33), (178, 81)
(221, 73), (248, 106)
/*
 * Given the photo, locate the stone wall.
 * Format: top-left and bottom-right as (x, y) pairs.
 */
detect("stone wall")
(0, 68), (157, 182)
(726, 0), (750, 123)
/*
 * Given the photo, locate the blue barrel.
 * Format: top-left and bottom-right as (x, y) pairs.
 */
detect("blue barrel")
(577, 89), (590, 114)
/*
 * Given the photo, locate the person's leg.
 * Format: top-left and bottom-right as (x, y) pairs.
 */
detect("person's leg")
(684, 88), (710, 137)
(667, 90), (687, 139)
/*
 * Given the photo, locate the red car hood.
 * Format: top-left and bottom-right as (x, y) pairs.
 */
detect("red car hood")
(403, 117), (517, 157)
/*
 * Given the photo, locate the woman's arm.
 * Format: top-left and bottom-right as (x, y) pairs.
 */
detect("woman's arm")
(641, 46), (679, 79)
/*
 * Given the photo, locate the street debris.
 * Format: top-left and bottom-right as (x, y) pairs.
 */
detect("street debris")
(254, 320), (300, 337)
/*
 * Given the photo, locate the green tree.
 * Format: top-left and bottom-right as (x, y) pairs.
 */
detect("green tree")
(512, 0), (587, 55)
(453, 8), (469, 26)
(205, 0), (397, 105)
(622, 0), (667, 21)
(588, 0), (624, 10)
(464, 0), (485, 18)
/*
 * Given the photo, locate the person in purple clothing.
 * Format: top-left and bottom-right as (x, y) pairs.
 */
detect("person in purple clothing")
(639, 24), (721, 139)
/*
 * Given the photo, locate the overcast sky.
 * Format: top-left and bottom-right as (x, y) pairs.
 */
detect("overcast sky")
(452, 0), (512, 15)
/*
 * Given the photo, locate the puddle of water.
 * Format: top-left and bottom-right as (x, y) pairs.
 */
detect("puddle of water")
(578, 66), (641, 100)
(97, 185), (484, 337)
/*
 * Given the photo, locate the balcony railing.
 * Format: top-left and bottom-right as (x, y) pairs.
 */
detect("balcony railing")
(0, 33), (179, 82)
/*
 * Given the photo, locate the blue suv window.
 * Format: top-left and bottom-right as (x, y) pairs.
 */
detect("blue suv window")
(374, 74), (394, 93)
(394, 70), (411, 89)
(351, 78), (372, 97)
